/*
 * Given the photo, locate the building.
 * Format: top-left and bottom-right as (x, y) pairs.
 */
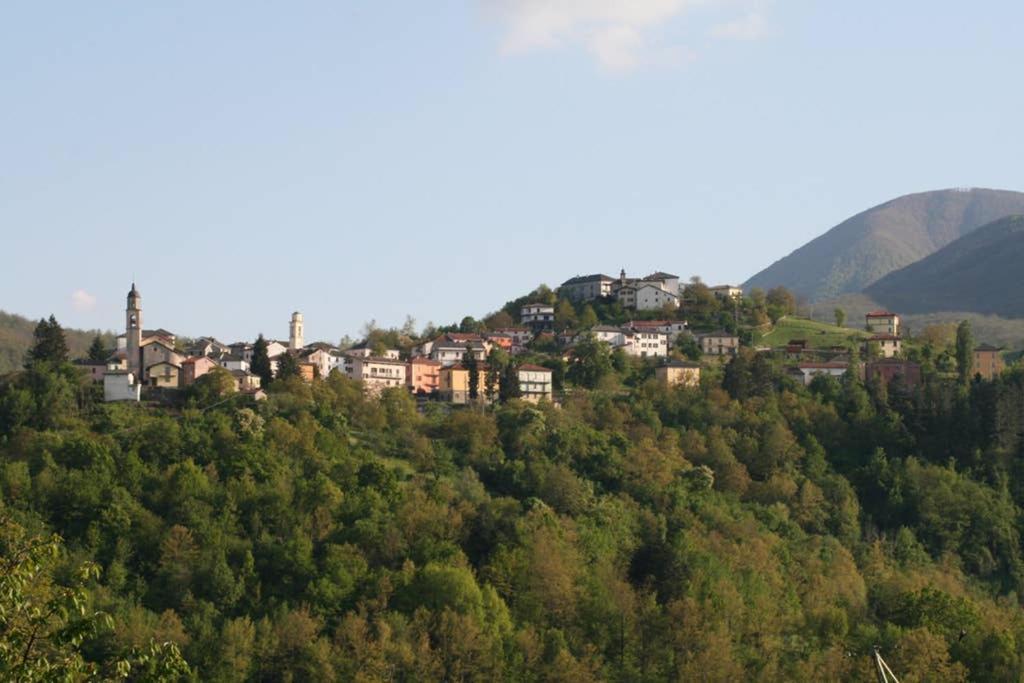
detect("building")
(289, 311), (304, 350)
(187, 337), (229, 358)
(620, 330), (669, 358)
(492, 328), (533, 350)
(439, 365), (493, 404)
(181, 356), (218, 386)
(521, 303), (555, 331)
(428, 334), (490, 367)
(627, 320), (688, 342)
(301, 345), (336, 378)
(973, 344), (1006, 380)
(231, 370), (262, 392)
(709, 285), (743, 300)
(589, 325), (626, 345)
(104, 370), (141, 402)
(517, 364), (553, 403)
(350, 356), (407, 394)
(634, 283), (680, 311)
(866, 359), (922, 389)
(145, 361), (181, 388)
(868, 334), (902, 359)
(73, 359), (107, 383)
(217, 355), (250, 373)
(407, 357), (442, 395)
(790, 362), (849, 386)
(611, 270), (680, 310)
(698, 331), (740, 357)
(559, 274), (614, 302)
(125, 283), (143, 378)
(656, 360), (701, 387)
(866, 311), (901, 337)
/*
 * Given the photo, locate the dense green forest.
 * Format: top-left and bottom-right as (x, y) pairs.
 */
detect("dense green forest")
(4, 324), (1024, 680)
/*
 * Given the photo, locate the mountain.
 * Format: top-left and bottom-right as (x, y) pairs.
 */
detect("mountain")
(864, 215), (1024, 317)
(0, 310), (112, 374)
(744, 188), (1024, 301)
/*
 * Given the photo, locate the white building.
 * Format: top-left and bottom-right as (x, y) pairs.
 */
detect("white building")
(709, 285), (743, 300)
(518, 364), (553, 403)
(427, 334), (489, 367)
(611, 270), (681, 310)
(289, 311), (304, 350)
(104, 370), (141, 402)
(790, 362), (849, 386)
(634, 283), (680, 311)
(350, 356), (408, 394)
(521, 303), (555, 330)
(627, 320), (688, 342)
(621, 330), (669, 358)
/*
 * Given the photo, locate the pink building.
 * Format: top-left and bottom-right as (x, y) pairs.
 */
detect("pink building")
(407, 357), (442, 395)
(181, 356), (218, 386)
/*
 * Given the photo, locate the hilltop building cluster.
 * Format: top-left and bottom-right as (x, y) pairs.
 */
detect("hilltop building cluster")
(83, 275), (1009, 406)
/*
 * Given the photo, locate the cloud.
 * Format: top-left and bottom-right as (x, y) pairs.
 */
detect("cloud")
(485, 0), (767, 72)
(71, 289), (97, 313)
(711, 11), (768, 40)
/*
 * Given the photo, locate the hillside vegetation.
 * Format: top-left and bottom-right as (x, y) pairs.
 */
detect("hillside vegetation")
(755, 316), (868, 348)
(744, 188), (1024, 301)
(6, 328), (1024, 678)
(866, 215), (1024, 317)
(0, 310), (110, 374)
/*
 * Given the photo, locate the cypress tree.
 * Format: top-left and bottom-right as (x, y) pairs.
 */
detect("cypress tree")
(251, 334), (273, 387)
(26, 315), (69, 367)
(275, 351), (300, 381)
(464, 345), (479, 401)
(87, 334), (107, 363)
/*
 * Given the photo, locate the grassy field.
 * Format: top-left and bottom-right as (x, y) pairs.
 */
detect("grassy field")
(755, 316), (869, 348)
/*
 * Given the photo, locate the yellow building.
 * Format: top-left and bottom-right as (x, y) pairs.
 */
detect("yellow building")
(146, 361), (181, 388)
(973, 344), (1005, 380)
(656, 360), (701, 387)
(439, 365), (493, 404)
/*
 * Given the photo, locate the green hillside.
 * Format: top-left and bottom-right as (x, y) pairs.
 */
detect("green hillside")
(755, 315), (869, 348)
(866, 215), (1024, 317)
(744, 188), (1024, 301)
(0, 310), (113, 374)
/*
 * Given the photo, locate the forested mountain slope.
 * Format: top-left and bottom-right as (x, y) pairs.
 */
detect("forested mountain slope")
(0, 309), (109, 373)
(866, 215), (1024, 316)
(744, 188), (1024, 301)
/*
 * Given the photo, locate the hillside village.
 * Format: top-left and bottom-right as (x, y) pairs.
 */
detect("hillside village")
(76, 273), (1009, 407)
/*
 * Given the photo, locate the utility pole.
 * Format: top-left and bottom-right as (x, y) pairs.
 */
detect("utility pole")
(872, 647), (900, 683)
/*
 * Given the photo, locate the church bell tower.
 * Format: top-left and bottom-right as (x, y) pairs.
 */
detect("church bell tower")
(289, 311), (304, 350)
(126, 283), (142, 378)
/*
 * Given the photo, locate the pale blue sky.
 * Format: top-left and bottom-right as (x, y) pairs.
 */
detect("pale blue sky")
(3, 2), (1023, 343)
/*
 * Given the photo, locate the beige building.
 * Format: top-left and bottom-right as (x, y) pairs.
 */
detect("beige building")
(146, 361), (181, 388)
(439, 365), (494, 404)
(181, 356), (218, 386)
(709, 285), (743, 300)
(866, 311), (901, 337)
(868, 334), (902, 358)
(656, 360), (701, 387)
(698, 331), (740, 357)
(351, 356), (407, 394)
(973, 344), (1005, 380)
(518, 364), (553, 403)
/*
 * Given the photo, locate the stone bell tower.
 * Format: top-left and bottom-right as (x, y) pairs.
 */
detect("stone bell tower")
(289, 311), (304, 350)
(126, 283), (143, 377)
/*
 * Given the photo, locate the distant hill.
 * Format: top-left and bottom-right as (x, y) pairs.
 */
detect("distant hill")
(865, 215), (1024, 317)
(744, 188), (1024, 301)
(0, 310), (112, 374)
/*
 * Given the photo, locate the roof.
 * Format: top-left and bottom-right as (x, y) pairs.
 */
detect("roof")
(354, 356), (407, 366)
(561, 274), (613, 285)
(518, 364), (552, 373)
(796, 362), (849, 370)
(145, 361), (181, 370)
(590, 325), (624, 333)
(521, 302), (554, 309)
(866, 311), (898, 318)
(181, 356), (216, 365)
(128, 282), (140, 298)
(644, 271), (679, 280)
(662, 360), (701, 368)
(697, 330), (738, 338)
(141, 338), (176, 350)
(142, 328), (176, 339)
(409, 357), (442, 366)
(975, 344), (1004, 352)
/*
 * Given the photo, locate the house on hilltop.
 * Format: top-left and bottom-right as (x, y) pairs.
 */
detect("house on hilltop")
(866, 311), (901, 337)
(974, 344), (1006, 380)
(560, 274), (614, 302)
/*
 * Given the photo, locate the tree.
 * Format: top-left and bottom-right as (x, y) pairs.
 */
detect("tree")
(677, 334), (702, 361)
(485, 349), (505, 403)
(578, 305), (599, 330)
(87, 335), (107, 363)
(251, 334), (273, 387)
(464, 346), (480, 401)
(499, 362), (521, 402)
(834, 308), (846, 328)
(766, 287), (796, 323)
(567, 334), (612, 389)
(26, 315), (69, 367)
(276, 351), (301, 381)
(956, 320), (974, 384)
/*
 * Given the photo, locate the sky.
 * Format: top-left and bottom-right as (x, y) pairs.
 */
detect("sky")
(3, 1), (1024, 344)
